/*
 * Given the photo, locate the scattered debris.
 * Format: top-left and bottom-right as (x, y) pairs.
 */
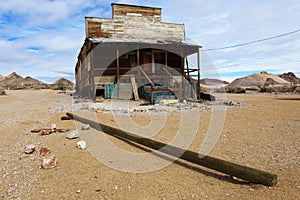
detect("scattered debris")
(81, 124), (90, 130)
(39, 146), (51, 156)
(24, 144), (35, 154)
(77, 141), (87, 149)
(42, 155), (57, 169)
(31, 127), (69, 135)
(66, 130), (79, 139)
(159, 99), (179, 105)
(95, 96), (105, 102)
(51, 123), (56, 129)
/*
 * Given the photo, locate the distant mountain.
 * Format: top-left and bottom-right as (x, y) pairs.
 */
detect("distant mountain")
(200, 78), (229, 85)
(227, 71), (290, 88)
(0, 72), (25, 88)
(0, 72), (48, 89)
(279, 72), (300, 85)
(24, 76), (44, 85)
(0, 74), (5, 80)
(51, 78), (74, 90)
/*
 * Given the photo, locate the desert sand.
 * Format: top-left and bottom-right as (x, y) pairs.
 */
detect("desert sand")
(0, 90), (299, 199)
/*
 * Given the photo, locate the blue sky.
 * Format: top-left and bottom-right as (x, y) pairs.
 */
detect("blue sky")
(0, 0), (299, 83)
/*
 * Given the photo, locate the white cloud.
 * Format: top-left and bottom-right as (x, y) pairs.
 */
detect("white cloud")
(0, 0), (299, 83)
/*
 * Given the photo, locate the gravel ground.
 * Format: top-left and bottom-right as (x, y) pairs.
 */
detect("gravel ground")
(0, 90), (299, 199)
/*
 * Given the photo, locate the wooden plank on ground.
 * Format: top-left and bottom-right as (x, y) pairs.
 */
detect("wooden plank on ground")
(66, 112), (278, 186)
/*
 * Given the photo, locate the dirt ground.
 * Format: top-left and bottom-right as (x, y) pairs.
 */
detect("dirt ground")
(0, 90), (299, 199)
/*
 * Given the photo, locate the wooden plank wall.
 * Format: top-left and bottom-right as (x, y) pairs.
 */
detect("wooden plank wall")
(85, 4), (185, 42)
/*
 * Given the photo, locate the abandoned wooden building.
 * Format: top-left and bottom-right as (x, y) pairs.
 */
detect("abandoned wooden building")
(75, 3), (202, 103)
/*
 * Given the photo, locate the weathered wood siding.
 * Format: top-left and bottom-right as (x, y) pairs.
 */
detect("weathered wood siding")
(112, 4), (162, 22)
(85, 4), (185, 42)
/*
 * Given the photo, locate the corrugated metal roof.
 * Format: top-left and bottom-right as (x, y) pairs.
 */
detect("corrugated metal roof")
(89, 38), (202, 48)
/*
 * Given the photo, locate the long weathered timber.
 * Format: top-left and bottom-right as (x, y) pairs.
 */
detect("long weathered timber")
(66, 112), (277, 186)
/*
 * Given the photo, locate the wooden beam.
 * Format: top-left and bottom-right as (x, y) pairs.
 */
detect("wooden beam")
(144, 87), (178, 92)
(138, 66), (154, 86)
(66, 112), (278, 187)
(131, 74), (140, 101)
(116, 46), (120, 99)
(197, 49), (201, 100)
(137, 48), (141, 86)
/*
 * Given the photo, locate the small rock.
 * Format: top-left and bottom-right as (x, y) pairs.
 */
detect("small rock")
(24, 144), (35, 154)
(76, 190), (81, 193)
(77, 141), (87, 149)
(66, 130), (79, 139)
(249, 188), (255, 192)
(51, 123), (56, 129)
(42, 155), (57, 169)
(81, 124), (90, 130)
(39, 146), (51, 156)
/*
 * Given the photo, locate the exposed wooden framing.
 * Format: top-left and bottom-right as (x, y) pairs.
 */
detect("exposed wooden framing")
(137, 48), (140, 85)
(138, 66), (154, 86)
(131, 74), (139, 101)
(117, 46), (120, 98)
(186, 58), (189, 81)
(179, 48), (184, 99)
(164, 51), (168, 86)
(162, 67), (180, 86)
(144, 87), (178, 92)
(197, 49), (201, 99)
(67, 112), (278, 187)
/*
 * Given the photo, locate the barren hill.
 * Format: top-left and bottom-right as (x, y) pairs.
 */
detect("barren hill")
(51, 78), (74, 90)
(24, 76), (43, 85)
(279, 72), (300, 85)
(0, 72), (25, 88)
(0, 72), (48, 89)
(200, 78), (229, 86)
(227, 71), (290, 88)
(0, 74), (5, 80)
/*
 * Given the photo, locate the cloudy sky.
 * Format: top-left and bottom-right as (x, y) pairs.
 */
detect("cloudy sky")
(0, 0), (299, 83)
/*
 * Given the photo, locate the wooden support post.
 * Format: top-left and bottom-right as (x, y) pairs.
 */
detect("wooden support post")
(67, 112), (278, 187)
(180, 48), (184, 99)
(131, 74), (139, 101)
(116, 46), (120, 99)
(164, 51), (168, 87)
(137, 48), (140, 85)
(197, 49), (201, 100)
(138, 66), (154, 86)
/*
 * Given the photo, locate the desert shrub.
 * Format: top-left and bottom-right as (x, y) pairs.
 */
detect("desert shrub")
(200, 86), (208, 93)
(0, 88), (6, 95)
(259, 86), (275, 93)
(245, 87), (259, 91)
(276, 86), (296, 93)
(214, 87), (226, 93)
(294, 86), (300, 93)
(226, 87), (246, 93)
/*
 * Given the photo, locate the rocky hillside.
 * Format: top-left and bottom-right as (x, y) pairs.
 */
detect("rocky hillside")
(279, 72), (300, 85)
(227, 71), (290, 88)
(50, 78), (74, 90)
(0, 72), (73, 90)
(200, 78), (229, 86)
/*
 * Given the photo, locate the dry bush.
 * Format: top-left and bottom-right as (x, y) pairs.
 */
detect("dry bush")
(226, 87), (246, 93)
(0, 88), (6, 95)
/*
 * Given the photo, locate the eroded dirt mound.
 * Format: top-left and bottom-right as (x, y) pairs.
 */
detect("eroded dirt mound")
(279, 72), (300, 84)
(227, 71), (290, 88)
